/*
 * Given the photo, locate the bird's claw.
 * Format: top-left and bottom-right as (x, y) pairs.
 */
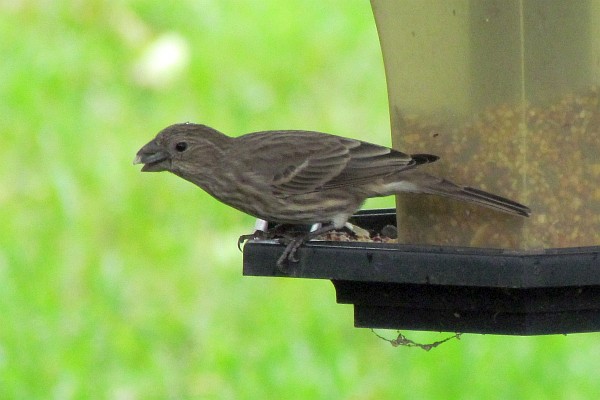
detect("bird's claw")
(237, 235), (249, 252)
(238, 224), (297, 253)
(276, 237), (304, 270)
(288, 252), (300, 263)
(237, 230), (271, 252)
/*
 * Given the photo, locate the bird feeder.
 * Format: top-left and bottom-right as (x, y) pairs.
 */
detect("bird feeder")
(243, 0), (600, 335)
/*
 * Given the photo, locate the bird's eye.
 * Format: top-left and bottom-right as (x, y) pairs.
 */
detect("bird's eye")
(175, 142), (188, 152)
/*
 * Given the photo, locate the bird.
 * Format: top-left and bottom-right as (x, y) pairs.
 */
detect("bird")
(134, 123), (531, 267)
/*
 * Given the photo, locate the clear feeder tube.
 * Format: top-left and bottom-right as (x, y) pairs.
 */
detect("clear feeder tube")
(371, 0), (600, 249)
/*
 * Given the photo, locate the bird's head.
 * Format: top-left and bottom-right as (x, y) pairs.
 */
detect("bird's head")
(133, 123), (232, 176)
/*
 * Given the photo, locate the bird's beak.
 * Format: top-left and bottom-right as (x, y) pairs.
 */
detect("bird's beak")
(133, 141), (170, 172)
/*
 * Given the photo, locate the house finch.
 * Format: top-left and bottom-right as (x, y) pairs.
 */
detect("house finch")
(134, 123), (530, 267)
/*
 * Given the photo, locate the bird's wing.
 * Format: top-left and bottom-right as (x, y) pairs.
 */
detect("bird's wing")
(321, 139), (423, 189)
(232, 130), (433, 194)
(233, 131), (353, 194)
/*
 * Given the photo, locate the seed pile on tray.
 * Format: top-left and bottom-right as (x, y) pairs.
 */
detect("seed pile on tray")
(317, 226), (398, 243)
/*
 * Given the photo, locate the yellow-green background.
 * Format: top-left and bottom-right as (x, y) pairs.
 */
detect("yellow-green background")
(1, 1), (598, 398)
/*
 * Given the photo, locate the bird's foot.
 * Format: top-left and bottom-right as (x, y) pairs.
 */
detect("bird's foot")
(276, 235), (307, 270)
(237, 224), (297, 252)
(237, 230), (273, 251)
(275, 223), (337, 271)
(238, 223), (337, 271)
(339, 224), (360, 240)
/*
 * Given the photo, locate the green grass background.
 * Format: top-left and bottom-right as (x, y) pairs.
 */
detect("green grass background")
(1, 1), (599, 398)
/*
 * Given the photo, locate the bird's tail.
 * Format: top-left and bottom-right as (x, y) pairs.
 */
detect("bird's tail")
(385, 171), (531, 217)
(446, 185), (531, 217)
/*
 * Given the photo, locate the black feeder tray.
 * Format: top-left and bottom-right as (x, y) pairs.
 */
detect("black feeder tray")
(243, 208), (600, 335)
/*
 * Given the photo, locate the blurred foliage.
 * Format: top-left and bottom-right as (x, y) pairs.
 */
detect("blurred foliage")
(0, 0), (598, 399)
